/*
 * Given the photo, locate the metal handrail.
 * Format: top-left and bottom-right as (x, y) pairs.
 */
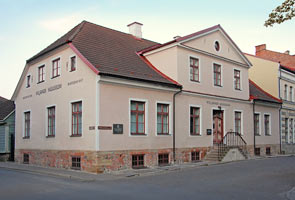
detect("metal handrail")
(217, 132), (247, 161)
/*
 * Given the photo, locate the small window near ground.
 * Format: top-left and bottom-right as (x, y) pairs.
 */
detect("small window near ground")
(132, 154), (145, 169)
(70, 56), (76, 72)
(23, 153), (29, 164)
(266, 147), (271, 155)
(71, 156), (81, 170)
(158, 153), (169, 166)
(191, 151), (200, 162)
(255, 148), (260, 156)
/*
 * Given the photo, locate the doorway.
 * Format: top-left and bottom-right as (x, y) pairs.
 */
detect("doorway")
(213, 110), (224, 144)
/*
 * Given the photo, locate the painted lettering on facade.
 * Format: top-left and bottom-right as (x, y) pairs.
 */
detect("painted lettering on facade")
(36, 89), (46, 96)
(206, 101), (230, 107)
(48, 84), (62, 92)
(23, 94), (32, 100)
(68, 78), (83, 86)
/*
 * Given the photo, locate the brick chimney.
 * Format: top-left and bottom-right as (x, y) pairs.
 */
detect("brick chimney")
(255, 44), (266, 55)
(127, 22), (143, 39)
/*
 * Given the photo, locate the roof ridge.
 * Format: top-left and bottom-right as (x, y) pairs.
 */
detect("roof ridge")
(249, 79), (282, 103)
(68, 20), (87, 42)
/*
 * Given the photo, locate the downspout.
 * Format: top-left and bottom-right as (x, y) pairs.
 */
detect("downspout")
(253, 99), (256, 152)
(173, 89), (182, 163)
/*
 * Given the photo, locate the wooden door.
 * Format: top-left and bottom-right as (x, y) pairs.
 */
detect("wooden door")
(213, 112), (223, 144)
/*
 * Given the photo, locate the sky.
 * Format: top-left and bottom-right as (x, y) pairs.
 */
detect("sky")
(0, 0), (294, 99)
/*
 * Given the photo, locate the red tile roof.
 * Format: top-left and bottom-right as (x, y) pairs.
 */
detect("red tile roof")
(27, 21), (181, 88)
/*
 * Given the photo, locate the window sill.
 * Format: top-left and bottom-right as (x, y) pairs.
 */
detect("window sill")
(214, 84), (222, 87)
(265, 134), (271, 136)
(46, 135), (55, 138)
(157, 133), (170, 136)
(37, 80), (45, 84)
(51, 75), (60, 79)
(70, 69), (76, 72)
(26, 86), (30, 88)
(23, 136), (30, 139)
(190, 134), (201, 136)
(130, 133), (147, 136)
(235, 89), (242, 91)
(190, 80), (200, 83)
(70, 134), (82, 137)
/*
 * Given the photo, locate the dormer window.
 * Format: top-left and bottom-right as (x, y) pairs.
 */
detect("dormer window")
(190, 57), (199, 82)
(26, 75), (31, 88)
(52, 58), (61, 78)
(70, 56), (76, 72)
(214, 41), (220, 51)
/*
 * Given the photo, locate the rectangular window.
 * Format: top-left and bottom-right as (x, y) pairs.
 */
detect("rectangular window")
(157, 104), (169, 135)
(234, 69), (241, 90)
(190, 57), (199, 82)
(266, 147), (271, 155)
(71, 156), (81, 170)
(234, 111), (242, 134)
(290, 119), (294, 143)
(255, 147), (260, 156)
(284, 84), (288, 100)
(290, 86), (293, 101)
(132, 154), (145, 169)
(254, 113), (260, 136)
(213, 63), (221, 86)
(24, 112), (30, 138)
(285, 118), (289, 143)
(191, 151), (200, 162)
(26, 75), (31, 88)
(190, 107), (200, 135)
(38, 65), (45, 83)
(158, 153), (169, 166)
(52, 58), (61, 78)
(23, 153), (29, 164)
(72, 102), (82, 136)
(47, 106), (55, 137)
(70, 56), (76, 72)
(264, 114), (270, 136)
(130, 101), (145, 135)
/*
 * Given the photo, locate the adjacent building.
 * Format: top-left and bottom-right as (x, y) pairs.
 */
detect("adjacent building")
(12, 21), (281, 173)
(246, 46), (295, 154)
(0, 96), (15, 161)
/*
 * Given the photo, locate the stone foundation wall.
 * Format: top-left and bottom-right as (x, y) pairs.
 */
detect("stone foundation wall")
(282, 143), (295, 154)
(246, 144), (280, 157)
(15, 144), (279, 173)
(0, 153), (10, 162)
(15, 147), (210, 173)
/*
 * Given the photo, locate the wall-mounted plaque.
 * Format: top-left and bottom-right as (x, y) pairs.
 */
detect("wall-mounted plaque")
(207, 129), (212, 135)
(113, 124), (123, 134)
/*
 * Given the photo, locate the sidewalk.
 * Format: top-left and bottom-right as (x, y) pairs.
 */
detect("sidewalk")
(0, 155), (291, 181)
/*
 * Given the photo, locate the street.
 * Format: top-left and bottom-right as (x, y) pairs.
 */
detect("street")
(1, 156), (295, 200)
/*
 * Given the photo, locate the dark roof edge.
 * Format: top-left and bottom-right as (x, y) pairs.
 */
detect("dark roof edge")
(99, 72), (182, 89)
(26, 42), (69, 64)
(280, 65), (295, 74)
(252, 98), (282, 105)
(249, 79), (282, 103)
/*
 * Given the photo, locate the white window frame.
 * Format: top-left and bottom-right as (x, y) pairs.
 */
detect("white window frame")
(155, 101), (172, 136)
(129, 98), (148, 136)
(69, 99), (83, 137)
(189, 104), (202, 136)
(188, 55), (201, 84)
(51, 56), (62, 78)
(37, 64), (46, 83)
(254, 112), (261, 136)
(212, 62), (223, 87)
(69, 54), (77, 72)
(23, 110), (31, 138)
(45, 104), (56, 137)
(233, 68), (242, 91)
(264, 113), (271, 136)
(233, 110), (243, 135)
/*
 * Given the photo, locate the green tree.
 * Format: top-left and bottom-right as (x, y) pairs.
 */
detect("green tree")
(265, 0), (295, 27)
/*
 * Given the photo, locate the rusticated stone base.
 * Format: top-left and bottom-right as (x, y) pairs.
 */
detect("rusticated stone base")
(15, 144), (279, 173)
(15, 147), (210, 173)
(0, 153), (10, 162)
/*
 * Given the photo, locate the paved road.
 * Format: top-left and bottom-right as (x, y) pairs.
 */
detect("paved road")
(1, 157), (295, 200)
